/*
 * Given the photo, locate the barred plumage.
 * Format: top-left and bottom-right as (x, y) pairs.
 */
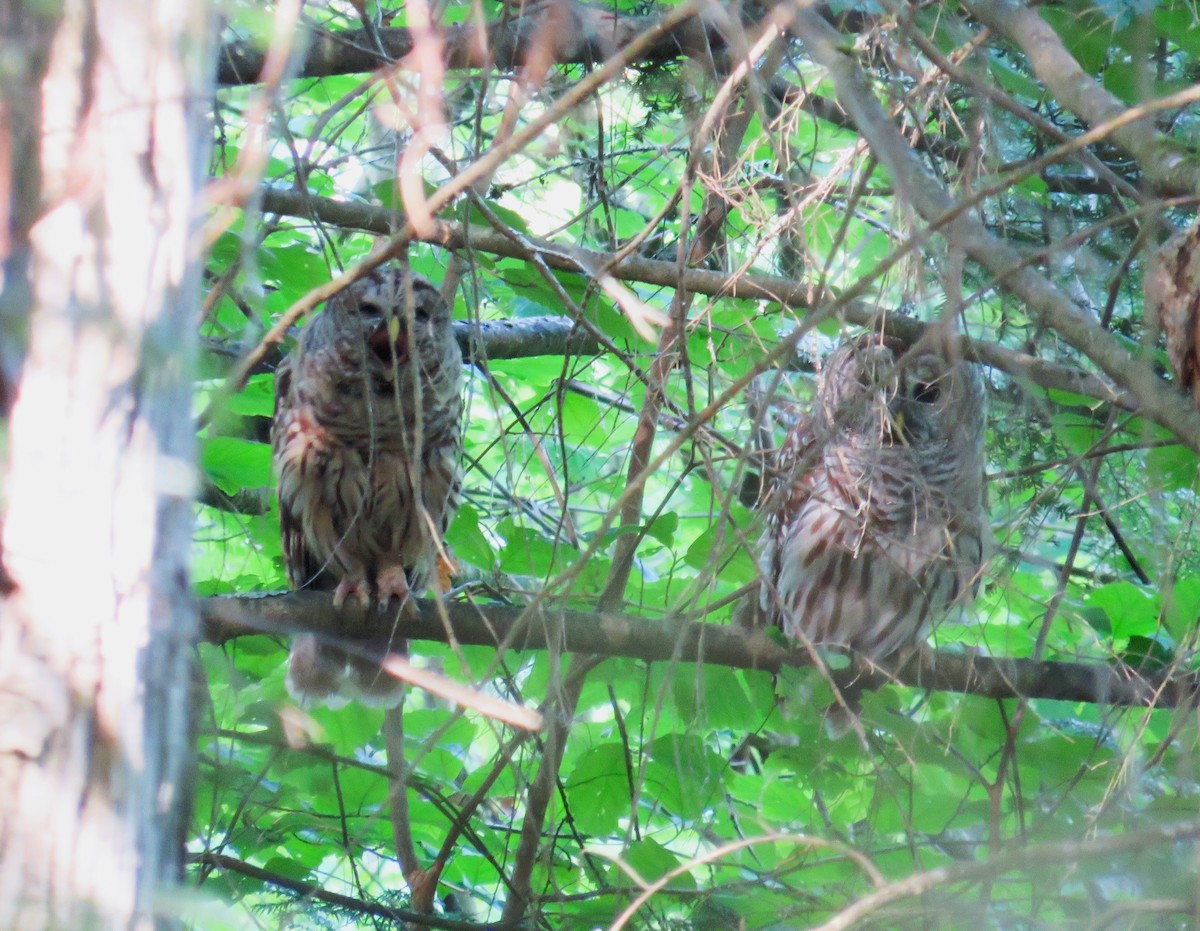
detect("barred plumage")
(272, 265), (463, 705)
(1146, 221), (1200, 409)
(758, 333), (986, 667)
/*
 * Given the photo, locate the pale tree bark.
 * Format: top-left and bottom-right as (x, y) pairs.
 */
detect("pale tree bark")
(0, 0), (212, 927)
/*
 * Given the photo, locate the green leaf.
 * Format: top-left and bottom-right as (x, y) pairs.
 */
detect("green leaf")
(496, 518), (564, 578)
(468, 199), (529, 233)
(1163, 578), (1200, 642)
(644, 734), (726, 821)
(1087, 582), (1160, 640)
(1121, 633), (1176, 672)
(260, 244), (327, 292)
(759, 772), (805, 825)
(1153, 4), (1200, 55)
(315, 705), (386, 757)
(646, 511), (678, 546)
(223, 373), (276, 418)
(683, 525), (756, 584)
(1050, 412), (1104, 456)
(566, 743), (629, 836)
(1146, 444), (1198, 491)
(201, 437), (273, 493)
(608, 838), (695, 892)
(445, 505), (496, 569)
(1039, 7), (1111, 74)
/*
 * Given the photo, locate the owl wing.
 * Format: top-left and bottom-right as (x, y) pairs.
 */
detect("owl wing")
(272, 356), (332, 592)
(753, 409), (822, 629)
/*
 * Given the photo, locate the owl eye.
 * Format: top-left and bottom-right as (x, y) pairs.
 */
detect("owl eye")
(413, 304), (430, 324)
(357, 300), (383, 316)
(913, 380), (941, 403)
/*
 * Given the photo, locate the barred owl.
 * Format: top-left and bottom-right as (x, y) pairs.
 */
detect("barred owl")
(272, 265), (463, 705)
(757, 333), (986, 674)
(1145, 221), (1200, 408)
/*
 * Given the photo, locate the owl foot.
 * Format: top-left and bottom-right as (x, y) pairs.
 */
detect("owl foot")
(332, 575), (373, 608)
(375, 565), (412, 609)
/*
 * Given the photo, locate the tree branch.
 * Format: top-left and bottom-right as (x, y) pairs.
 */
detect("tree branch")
(256, 187), (1136, 411)
(191, 852), (517, 930)
(201, 593), (1200, 710)
(792, 9), (1200, 454)
(217, 2), (730, 86)
(964, 0), (1200, 198)
(203, 317), (602, 375)
(812, 818), (1200, 931)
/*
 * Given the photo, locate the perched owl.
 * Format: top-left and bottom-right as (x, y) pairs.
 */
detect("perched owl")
(1145, 221), (1200, 408)
(272, 265), (463, 705)
(756, 333), (987, 680)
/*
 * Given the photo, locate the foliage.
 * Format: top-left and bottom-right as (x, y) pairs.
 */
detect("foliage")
(193, 1), (1200, 928)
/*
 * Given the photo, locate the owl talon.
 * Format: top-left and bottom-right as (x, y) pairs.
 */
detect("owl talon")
(375, 565), (412, 607)
(332, 577), (372, 609)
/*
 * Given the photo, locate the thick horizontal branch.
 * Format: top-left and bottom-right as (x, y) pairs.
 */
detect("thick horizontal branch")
(201, 593), (1199, 710)
(223, 11), (1102, 199)
(203, 316), (602, 375)
(257, 188), (1135, 410)
(218, 2), (727, 86)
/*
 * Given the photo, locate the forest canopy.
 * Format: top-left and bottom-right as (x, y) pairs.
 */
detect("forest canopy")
(188, 1), (1200, 928)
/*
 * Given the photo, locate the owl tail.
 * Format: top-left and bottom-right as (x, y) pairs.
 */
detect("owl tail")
(822, 684), (864, 739)
(286, 634), (352, 710)
(285, 634), (405, 709)
(347, 647), (407, 708)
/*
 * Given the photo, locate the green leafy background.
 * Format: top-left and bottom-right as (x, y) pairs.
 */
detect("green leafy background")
(192, 1), (1200, 928)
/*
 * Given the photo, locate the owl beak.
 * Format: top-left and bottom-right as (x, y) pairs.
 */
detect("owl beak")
(884, 395), (911, 445)
(368, 316), (409, 369)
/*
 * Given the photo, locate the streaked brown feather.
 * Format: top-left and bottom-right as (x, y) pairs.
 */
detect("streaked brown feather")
(1147, 221), (1200, 409)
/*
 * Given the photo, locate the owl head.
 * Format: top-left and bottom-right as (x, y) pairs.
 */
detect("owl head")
(309, 265), (455, 385)
(816, 333), (985, 454)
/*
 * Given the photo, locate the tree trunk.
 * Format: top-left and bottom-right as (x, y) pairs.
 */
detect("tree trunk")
(0, 1), (212, 926)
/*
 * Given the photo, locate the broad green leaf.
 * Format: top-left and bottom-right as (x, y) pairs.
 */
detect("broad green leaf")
(445, 504), (496, 569)
(201, 436), (273, 493)
(223, 373), (276, 418)
(1146, 444), (1198, 491)
(1088, 581), (1160, 640)
(607, 838), (695, 892)
(567, 743), (630, 836)
(1163, 578), (1200, 642)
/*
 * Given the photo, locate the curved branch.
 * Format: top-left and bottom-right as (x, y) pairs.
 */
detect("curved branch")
(812, 818), (1200, 931)
(201, 593), (1199, 709)
(257, 187), (1135, 410)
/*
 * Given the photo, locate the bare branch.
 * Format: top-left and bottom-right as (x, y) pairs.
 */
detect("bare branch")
(812, 818), (1200, 931)
(191, 852), (518, 930)
(217, 1), (729, 86)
